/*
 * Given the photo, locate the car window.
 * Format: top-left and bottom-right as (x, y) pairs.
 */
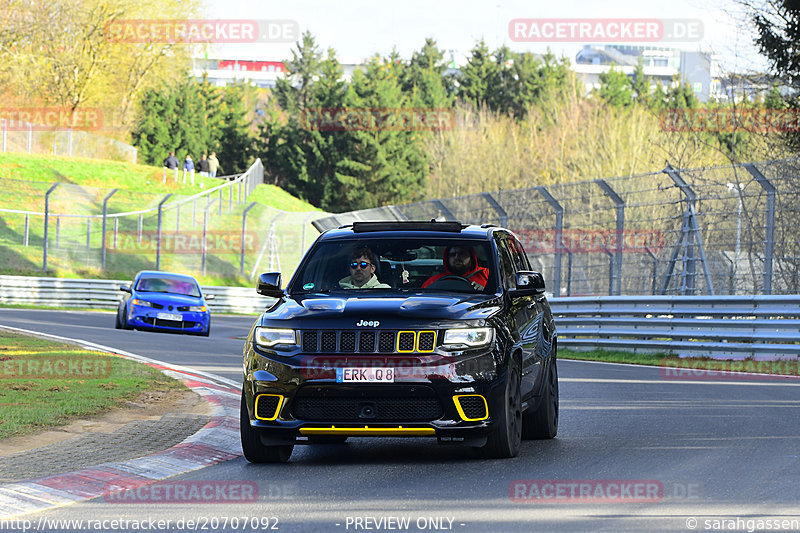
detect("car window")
(494, 236), (517, 289)
(136, 277), (201, 297)
(290, 238), (496, 294)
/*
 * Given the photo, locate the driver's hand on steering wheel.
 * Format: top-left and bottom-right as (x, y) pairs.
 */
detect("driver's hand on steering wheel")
(470, 280), (482, 291)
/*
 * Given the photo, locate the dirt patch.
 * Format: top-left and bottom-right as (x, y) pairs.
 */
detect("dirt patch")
(0, 387), (212, 457)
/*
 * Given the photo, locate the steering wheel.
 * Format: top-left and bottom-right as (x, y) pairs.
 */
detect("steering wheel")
(426, 275), (476, 291)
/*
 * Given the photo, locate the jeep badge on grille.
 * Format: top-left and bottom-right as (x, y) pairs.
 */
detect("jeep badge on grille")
(356, 320), (380, 327)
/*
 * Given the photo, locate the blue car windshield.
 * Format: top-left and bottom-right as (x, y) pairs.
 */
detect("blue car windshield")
(136, 277), (201, 297)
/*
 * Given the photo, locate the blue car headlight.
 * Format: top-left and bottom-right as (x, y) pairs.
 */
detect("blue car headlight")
(130, 299), (154, 308)
(187, 305), (207, 312)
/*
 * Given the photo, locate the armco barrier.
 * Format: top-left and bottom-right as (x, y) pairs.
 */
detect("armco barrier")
(552, 295), (800, 359)
(0, 275), (274, 314)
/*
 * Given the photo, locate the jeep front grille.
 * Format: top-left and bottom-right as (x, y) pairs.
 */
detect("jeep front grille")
(301, 330), (437, 354)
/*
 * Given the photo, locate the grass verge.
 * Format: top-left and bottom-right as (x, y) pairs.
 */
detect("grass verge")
(0, 330), (183, 440)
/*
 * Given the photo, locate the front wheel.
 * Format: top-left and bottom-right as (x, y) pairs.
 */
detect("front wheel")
(522, 357), (559, 440)
(477, 357), (522, 458)
(240, 391), (293, 463)
(120, 305), (133, 330)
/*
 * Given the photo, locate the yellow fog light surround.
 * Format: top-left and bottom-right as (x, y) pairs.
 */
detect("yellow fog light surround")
(453, 394), (489, 421)
(254, 394), (284, 421)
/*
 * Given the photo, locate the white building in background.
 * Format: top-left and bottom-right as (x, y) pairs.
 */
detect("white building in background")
(193, 45), (728, 102)
(192, 56), (365, 88)
(572, 44), (724, 102)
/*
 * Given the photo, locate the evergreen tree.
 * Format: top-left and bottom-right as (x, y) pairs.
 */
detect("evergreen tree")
(402, 39), (453, 108)
(598, 66), (634, 108)
(458, 40), (495, 108)
(631, 59), (651, 106)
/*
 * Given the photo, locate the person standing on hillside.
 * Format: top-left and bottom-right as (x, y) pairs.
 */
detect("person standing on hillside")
(197, 154), (210, 178)
(182, 154), (195, 185)
(208, 152), (220, 179)
(163, 151), (179, 183)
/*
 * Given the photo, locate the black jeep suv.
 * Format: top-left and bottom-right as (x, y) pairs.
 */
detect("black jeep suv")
(240, 221), (558, 462)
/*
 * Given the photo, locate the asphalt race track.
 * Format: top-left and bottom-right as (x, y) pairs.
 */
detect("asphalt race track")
(1, 308), (799, 532)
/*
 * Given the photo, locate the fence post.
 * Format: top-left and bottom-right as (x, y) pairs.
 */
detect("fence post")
(202, 198), (218, 275)
(101, 189), (118, 270)
(55, 217), (60, 248)
(24, 215), (29, 246)
(661, 165), (714, 295)
(743, 164), (776, 294)
(240, 202), (257, 275)
(156, 194), (173, 270)
(645, 247), (658, 295)
(430, 199), (457, 220)
(228, 183), (233, 213)
(218, 188), (223, 215)
(595, 179), (625, 295)
(535, 186), (564, 297)
(481, 192), (508, 227)
(42, 183), (60, 271)
(137, 213), (143, 243)
(86, 217), (91, 249)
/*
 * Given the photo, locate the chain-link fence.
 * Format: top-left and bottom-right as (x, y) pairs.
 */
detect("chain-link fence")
(0, 159), (328, 283)
(313, 158), (800, 297)
(1, 119), (137, 163)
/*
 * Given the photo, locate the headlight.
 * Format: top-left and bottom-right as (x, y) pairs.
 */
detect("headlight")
(254, 327), (297, 348)
(442, 327), (494, 348)
(188, 305), (207, 312)
(130, 299), (153, 307)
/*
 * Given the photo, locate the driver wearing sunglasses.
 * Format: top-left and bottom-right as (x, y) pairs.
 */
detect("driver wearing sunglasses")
(339, 247), (391, 289)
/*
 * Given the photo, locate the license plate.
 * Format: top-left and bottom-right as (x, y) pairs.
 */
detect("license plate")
(336, 367), (395, 383)
(156, 312), (183, 321)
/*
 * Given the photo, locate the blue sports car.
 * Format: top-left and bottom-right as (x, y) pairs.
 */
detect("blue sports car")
(115, 271), (213, 336)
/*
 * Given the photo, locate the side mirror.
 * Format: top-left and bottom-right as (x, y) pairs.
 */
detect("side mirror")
(119, 285), (132, 293)
(510, 271), (546, 296)
(256, 272), (284, 298)
(204, 293), (215, 300)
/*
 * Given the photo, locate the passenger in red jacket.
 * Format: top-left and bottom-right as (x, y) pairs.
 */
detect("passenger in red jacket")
(422, 245), (489, 290)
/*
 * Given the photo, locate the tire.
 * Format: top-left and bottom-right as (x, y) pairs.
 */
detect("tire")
(308, 435), (348, 444)
(114, 308), (122, 329)
(201, 322), (211, 337)
(477, 357), (522, 459)
(120, 305), (133, 330)
(522, 357), (559, 440)
(239, 391), (293, 463)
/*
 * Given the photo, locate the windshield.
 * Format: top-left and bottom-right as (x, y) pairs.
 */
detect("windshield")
(289, 238), (496, 295)
(135, 276), (202, 297)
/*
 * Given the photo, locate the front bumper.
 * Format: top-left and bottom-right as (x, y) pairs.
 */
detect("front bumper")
(127, 307), (209, 333)
(242, 343), (507, 444)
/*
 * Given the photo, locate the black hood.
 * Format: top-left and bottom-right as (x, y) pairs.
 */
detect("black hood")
(260, 294), (501, 328)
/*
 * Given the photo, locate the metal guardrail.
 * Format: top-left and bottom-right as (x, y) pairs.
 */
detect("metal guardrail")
(0, 275), (274, 315)
(1, 276), (798, 359)
(551, 295), (800, 359)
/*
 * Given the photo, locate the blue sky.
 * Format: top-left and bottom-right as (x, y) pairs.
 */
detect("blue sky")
(203, 0), (767, 72)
